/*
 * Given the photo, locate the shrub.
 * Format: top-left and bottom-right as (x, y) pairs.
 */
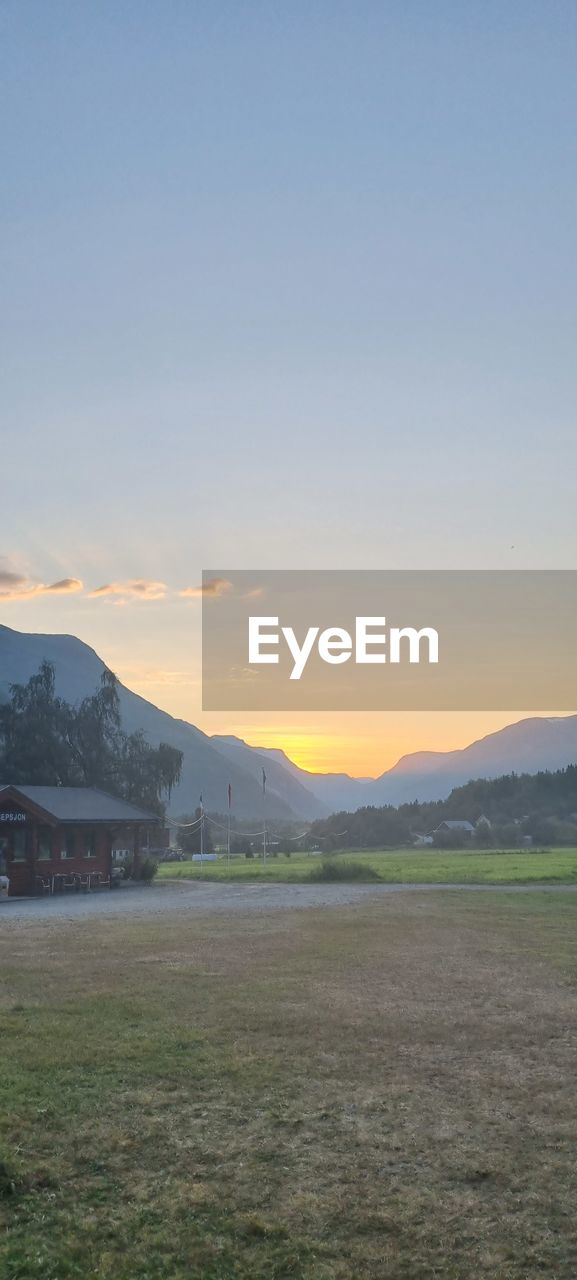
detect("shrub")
(137, 856), (158, 883)
(308, 860), (381, 883)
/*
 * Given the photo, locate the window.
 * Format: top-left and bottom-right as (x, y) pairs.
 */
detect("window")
(38, 828), (52, 861)
(62, 830), (76, 860)
(84, 829), (97, 859)
(12, 830), (27, 862)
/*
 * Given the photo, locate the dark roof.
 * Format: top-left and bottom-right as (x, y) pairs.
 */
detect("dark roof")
(0, 786), (159, 824)
(436, 819), (475, 832)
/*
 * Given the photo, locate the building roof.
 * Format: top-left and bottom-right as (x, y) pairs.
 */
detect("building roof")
(0, 785), (159, 824)
(436, 819), (475, 832)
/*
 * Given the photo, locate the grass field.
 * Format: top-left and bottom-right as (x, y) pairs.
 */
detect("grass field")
(157, 846), (577, 885)
(2, 891), (577, 1278)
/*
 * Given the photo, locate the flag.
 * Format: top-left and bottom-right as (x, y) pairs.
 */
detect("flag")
(227, 783), (232, 810)
(262, 768), (266, 796)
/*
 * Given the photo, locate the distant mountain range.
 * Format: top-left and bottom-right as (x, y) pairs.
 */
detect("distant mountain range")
(1, 623), (577, 818)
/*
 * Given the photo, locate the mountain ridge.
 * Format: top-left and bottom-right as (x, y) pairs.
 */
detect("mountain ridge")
(1, 624), (577, 815)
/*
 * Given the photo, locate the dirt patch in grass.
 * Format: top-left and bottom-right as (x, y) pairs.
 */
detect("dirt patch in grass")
(1, 893), (577, 1278)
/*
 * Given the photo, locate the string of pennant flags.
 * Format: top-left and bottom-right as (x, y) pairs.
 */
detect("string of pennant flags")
(166, 812), (314, 842)
(167, 782), (265, 860)
(163, 773), (336, 848)
(165, 778), (346, 862)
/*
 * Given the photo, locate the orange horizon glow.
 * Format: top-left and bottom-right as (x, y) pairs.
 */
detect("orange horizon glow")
(119, 664), (559, 775)
(224, 718), (529, 777)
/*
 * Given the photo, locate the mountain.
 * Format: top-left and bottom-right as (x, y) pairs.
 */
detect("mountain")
(2, 623), (577, 816)
(240, 721), (577, 808)
(246, 743), (375, 812)
(210, 737), (328, 819)
(366, 717), (577, 806)
(0, 625), (312, 819)
(236, 718), (577, 810)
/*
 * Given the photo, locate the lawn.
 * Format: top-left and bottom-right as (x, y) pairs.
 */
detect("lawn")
(157, 846), (577, 885)
(2, 891), (577, 1278)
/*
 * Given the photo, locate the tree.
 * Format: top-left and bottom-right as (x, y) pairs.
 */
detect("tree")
(432, 827), (465, 849)
(64, 667), (122, 790)
(176, 810), (213, 857)
(0, 661), (72, 785)
(0, 663), (183, 816)
(473, 820), (494, 848)
(494, 823), (522, 848)
(230, 836), (252, 857)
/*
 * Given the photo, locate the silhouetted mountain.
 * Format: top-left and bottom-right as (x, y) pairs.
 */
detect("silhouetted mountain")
(0, 626), (302, 818)
(209, 736), (328, 818)
(2, 624), (577, 816)
(368, 717), (577, 804)
(247, 743), (374, 812)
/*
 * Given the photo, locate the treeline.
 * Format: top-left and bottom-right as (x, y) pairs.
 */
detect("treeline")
(0, 662), (183, 815)
(309, 765), (577, 849)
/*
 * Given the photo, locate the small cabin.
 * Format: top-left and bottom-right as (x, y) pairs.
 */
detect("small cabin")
(433, 820), (475, 837)
(0, 785), (160, 897)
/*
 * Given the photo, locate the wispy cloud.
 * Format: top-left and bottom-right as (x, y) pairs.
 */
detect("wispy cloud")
(0, 570), (83, 601)
(87, 579), (167, 601)
(0, 559), (241, 607)
(179, 577), (233, 600)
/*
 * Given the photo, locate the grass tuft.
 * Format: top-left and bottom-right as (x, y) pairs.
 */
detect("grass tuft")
(0, 1157), (21, 1199)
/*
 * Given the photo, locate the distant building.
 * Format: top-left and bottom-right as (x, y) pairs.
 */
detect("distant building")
(413, 834), (434, 847)
(432, 820), (475, 836)
(0, 785), (160, 897)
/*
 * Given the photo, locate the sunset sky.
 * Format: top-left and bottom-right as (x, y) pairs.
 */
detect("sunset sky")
(2, 3), (576, 776)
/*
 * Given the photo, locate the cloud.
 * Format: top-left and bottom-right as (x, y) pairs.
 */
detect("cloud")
(228, 665), (261, 683)
(0, 573), (83, 601)
(87, 579), (167, 601)
(179, 577), (232, 600)
(46, 578), (84, 595)
(0, 570), (27, 591)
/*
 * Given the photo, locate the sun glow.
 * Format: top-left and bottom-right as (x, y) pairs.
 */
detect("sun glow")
(200, 712), (547, 778)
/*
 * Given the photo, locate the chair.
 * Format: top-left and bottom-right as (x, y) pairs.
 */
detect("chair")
(35, 875), (51, 896)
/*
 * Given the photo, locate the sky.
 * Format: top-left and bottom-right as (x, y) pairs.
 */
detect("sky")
(1, 2), (576, 775)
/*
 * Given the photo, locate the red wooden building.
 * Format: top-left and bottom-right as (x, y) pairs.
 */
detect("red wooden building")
(0, 785), (160, 897)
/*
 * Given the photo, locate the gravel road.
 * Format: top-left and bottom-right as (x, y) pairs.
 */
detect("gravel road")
(2, 878), (577, 923)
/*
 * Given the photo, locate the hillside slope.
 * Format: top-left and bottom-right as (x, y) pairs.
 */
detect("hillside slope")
(0, 626), (302, 818)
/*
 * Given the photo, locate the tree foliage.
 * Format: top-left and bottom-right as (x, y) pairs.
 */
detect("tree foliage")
(309, 765), (577, 849)
(175, 809), (214, 856)
(0, 662), (183, 815)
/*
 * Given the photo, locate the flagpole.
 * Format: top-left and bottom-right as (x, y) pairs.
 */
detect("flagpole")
(200, 795), (204, 866)
(227, 783), (231, 871)
(262, 768), (267, 862)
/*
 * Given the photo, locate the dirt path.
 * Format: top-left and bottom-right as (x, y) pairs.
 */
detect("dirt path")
(3, 877), (577, 922)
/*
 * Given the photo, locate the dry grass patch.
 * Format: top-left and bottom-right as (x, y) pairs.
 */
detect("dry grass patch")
(1, 893), (577, 1277)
